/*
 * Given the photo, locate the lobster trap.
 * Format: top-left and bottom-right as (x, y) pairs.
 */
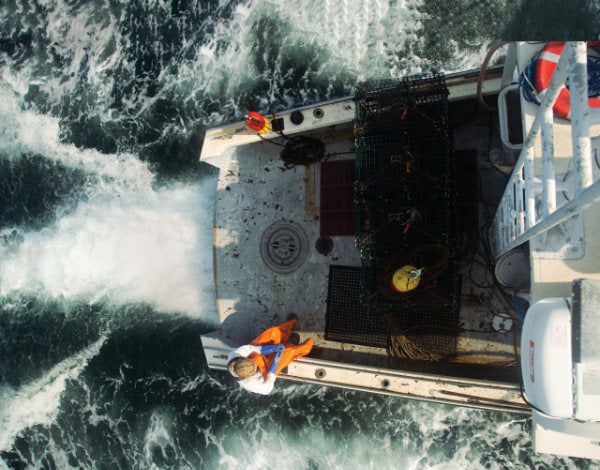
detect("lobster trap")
(354, 73), (461, 359)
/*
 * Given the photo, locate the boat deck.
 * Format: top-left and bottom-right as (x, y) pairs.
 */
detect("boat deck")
(201, 77), (527, 411)
(199, 41), (600, 459)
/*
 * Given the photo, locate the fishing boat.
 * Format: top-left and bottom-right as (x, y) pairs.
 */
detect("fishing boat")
(199, 41), (600, 460)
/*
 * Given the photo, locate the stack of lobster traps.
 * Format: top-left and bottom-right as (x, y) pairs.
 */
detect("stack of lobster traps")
(354, 74), (461, 360)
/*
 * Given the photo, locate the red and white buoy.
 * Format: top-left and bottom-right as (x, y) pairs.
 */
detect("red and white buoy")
(245, 111), (270, 133)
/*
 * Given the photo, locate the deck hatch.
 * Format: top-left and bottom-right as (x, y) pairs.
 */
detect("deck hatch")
(259, 220), (309, 274)
(320, 160), (355, 237)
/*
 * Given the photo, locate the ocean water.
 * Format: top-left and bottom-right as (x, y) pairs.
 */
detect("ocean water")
(1, 1), (599, 468)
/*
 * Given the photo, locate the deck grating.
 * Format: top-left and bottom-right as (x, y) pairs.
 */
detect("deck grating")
(325, 265), (388, 348)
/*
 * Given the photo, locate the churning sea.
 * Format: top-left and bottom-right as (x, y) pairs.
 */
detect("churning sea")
(1, 1), (599, 468)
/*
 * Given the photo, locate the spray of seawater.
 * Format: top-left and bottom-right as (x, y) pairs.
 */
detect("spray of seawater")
(0, 181), (216, 316)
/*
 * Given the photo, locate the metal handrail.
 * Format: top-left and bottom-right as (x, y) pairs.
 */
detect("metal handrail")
(492, 42), (600, 258)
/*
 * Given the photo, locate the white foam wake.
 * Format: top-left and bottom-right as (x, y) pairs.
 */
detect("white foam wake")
(173, 0), (428, 115)
(0, 76), (216, 319)
(0, 84), (153, 194)
(2, 1), (123, 112)
(0, 180), (216, 317)
(0, 336), (106, 451)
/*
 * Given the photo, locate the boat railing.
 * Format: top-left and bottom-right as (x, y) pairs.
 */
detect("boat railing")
(492, 41), (600, 259)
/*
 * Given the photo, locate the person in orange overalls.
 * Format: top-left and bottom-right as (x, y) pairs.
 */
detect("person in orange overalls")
(227, 316), (313, 395)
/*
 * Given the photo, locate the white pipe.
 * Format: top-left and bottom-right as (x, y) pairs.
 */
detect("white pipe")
(541, 106), (556, 215)
(568, 41), (593, 193)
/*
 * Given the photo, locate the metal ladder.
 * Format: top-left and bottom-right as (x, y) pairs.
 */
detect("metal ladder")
(492, 42), (600, 259)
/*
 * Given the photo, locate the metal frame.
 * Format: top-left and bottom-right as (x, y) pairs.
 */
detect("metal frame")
(492, 42), (600, 258)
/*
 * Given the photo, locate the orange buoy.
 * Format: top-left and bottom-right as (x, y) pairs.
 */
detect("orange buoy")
(245, 111), (269, 133)
(533, 42), (600, 120)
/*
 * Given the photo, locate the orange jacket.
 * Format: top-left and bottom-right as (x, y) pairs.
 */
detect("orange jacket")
(249, 318), (313, 378)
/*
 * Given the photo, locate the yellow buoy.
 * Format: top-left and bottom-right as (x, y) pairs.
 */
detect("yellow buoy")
(391, 265), (422, 293)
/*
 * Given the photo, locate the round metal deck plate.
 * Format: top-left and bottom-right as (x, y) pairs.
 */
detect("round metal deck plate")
(260, 220), (309, 274)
